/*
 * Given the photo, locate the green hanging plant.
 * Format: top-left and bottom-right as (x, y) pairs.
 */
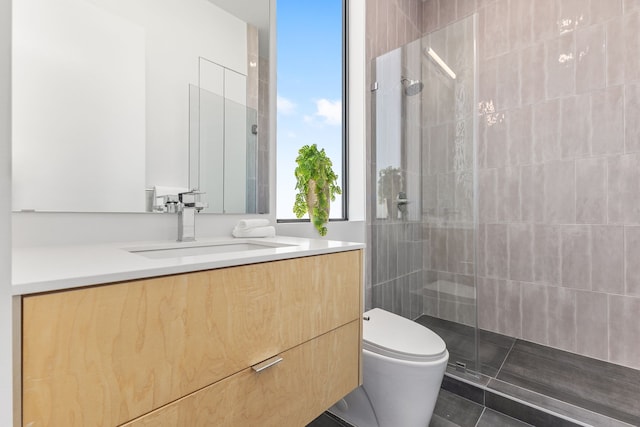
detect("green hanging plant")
(293, 144), (342, 236)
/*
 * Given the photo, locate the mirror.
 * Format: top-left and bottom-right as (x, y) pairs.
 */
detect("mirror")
(189, 59), (260, 214)
(11, 0), (271, 214)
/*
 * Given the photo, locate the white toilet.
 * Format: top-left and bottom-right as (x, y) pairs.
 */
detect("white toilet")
(330, 308), (449, 427)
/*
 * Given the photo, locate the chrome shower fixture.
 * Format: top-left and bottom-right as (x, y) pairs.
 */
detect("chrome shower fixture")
(401, 77), (424, 96)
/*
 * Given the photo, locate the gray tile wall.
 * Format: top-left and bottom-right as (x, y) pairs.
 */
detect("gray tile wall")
(421, 0), (640, 370)
(370, 223), (424, 320)
(365, 0), (424, 317)
(257, 56), (270, 213)
(367, 0), (640, 370)
(247, 25), (259, 213)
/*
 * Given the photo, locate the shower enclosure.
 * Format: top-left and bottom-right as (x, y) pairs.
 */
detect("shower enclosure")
(369, 15), (479, 374)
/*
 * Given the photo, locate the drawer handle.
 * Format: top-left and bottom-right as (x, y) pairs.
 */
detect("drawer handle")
(251, 355), (283, 373)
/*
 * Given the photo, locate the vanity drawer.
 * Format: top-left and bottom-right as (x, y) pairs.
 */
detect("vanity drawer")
(22, 250), (362, 426)
(122, 320), (361, 427)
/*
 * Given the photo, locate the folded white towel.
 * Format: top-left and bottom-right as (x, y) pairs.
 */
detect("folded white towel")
(232, 225), (276, 238)
(236, 219), (271, 230)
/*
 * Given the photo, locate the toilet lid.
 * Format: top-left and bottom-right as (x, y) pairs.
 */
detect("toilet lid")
(363, 308), (447, 362)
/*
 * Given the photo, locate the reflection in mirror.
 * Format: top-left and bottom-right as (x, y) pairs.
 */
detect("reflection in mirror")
(189, 79), (259, 213)
(373, 42), (421, 222)
(11, 0), (270, 214)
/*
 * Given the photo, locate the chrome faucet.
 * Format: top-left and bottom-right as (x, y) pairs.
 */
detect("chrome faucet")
(177, 190), (206, 242)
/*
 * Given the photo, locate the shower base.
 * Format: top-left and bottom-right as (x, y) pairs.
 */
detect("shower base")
(418, 315), (640, 427)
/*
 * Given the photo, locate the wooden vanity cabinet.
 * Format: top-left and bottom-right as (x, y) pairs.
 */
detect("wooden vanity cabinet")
(22, 250), (363, 426)
(123, 320), (360, 427)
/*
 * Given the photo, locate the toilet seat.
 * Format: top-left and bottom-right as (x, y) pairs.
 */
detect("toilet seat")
(363, 308), (447, 362)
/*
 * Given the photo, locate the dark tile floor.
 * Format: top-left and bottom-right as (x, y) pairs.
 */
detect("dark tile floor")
(308, 391), (532, 427)
(497, 340), (640, 426)
(310, 315), (640, 427)
(475, 408), (533, 427)
(417, 315), (640, 427)
(430, 390), (533, 427)
(308, 412), (353, 427)
(415, 315), (515, 378)
(429, 389), (484, 426)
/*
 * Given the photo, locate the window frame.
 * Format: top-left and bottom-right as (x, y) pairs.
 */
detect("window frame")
(276, 0), (349, 223)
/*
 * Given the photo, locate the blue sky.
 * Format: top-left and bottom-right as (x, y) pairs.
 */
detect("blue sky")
(276, 0), (343, 219)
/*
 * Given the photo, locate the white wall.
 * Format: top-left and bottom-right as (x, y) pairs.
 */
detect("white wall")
(276, 220), (365, 243)
(348, 0), (366, 222)
(0, 0), (14, 423)
(12, 212), (280, 247)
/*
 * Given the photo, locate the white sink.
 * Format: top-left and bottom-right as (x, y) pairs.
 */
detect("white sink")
(128, 241), (294, 259)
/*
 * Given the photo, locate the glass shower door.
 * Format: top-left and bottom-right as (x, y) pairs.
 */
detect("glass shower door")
(370, 14), (479, 374)
(370, 38), (425, 322)
(420, 14), (479, 375)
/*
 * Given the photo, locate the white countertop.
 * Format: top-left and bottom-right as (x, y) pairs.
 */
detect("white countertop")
(12, 236), (365, 295)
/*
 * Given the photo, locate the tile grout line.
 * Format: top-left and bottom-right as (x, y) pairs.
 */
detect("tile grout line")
(446, 331), (640, 427)
(474, 406), (487, 427)
(495, 337), (517, 378)
(446, 372), (597, 427)
(434, 300), (640, 424)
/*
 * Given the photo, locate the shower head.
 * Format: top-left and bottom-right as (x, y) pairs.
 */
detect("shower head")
(401, 77), (424, 96)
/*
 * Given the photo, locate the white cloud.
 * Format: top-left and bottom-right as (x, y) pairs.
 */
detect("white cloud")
(277, 95), (296, 115)
(315, 99), (342, 126)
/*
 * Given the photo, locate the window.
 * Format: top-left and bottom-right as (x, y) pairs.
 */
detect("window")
(276, 0), (347, 220)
